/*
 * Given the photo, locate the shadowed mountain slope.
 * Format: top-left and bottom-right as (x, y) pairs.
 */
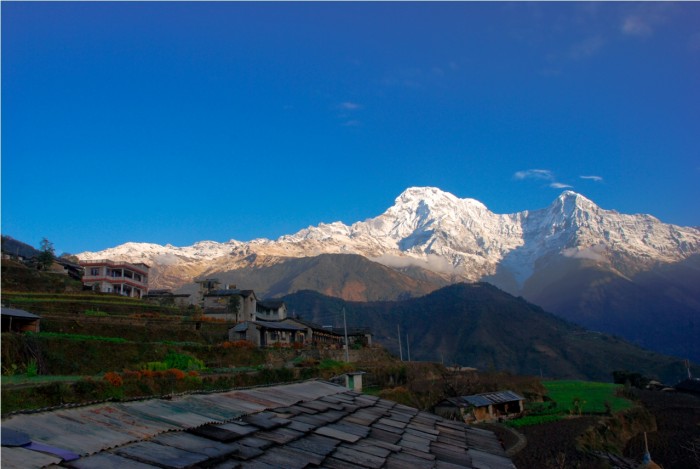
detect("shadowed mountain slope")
(283, 283), (688, 384)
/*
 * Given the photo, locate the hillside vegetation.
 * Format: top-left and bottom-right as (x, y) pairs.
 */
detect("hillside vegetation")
(283, 284), (689, 384)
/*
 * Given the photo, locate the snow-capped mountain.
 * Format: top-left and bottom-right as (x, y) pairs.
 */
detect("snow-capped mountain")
(78, 186), (700, 292)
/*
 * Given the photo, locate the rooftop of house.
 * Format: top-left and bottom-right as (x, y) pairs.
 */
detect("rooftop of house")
(440, 391), (525, 408)
(205, 289), (256, 298)
(279, 318), (372, 338)
(232, 319), (308, 333)
(1, 306), (41, 320)
(257, 300), (286, 310)
(1, 380), (515, 469)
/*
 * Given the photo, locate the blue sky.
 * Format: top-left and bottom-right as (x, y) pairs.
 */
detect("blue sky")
(3, 2), (699, 255)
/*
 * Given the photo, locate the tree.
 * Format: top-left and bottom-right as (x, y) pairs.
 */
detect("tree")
(228, 295), (242, 323)
(37, 238), (55, 271)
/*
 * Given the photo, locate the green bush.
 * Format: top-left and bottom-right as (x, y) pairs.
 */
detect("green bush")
(164, 351), (205, 371)
(26, 359), (38, 377)
(84, 310), (108, 317)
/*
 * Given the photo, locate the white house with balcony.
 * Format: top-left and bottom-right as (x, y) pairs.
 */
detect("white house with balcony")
(79, 259), (149, 298)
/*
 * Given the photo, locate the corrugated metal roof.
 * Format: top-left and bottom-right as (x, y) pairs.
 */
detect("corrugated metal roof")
(444, 390), (525, 408)
(2, 380), (516, 469)
(1, 307), (41, 319)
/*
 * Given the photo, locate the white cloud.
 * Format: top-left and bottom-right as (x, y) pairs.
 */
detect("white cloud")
(580, 175), (603, 182)
(339, 102), (361, 110)
(513, 169), (554, 180)
(622, 16), (653, 37)
(154, 253), (181, 266)
(562, 243), (608, 263)
(569, 35), (606, 60)
(372, 253), (456, 274)
(550, 182), (573, 189)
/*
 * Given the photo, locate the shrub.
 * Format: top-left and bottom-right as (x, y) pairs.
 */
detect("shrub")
(103, 371), (123, 387)
(221, 340), (255, 350)
(26, 359), (38, 377)
(164, 368), (186, 380)
(163, 351), (205, 371)
(84, 310), (108, 317)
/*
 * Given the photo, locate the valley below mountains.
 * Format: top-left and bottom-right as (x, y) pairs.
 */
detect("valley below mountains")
(79, 187), (700, 362)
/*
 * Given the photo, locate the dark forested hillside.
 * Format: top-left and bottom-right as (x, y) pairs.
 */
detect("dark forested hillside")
(283, 283), (688, 384)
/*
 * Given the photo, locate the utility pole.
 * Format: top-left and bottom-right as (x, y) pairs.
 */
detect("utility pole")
(343, 308), (349, 363)
(406, 333), (411, 362)
(397, 324), (403, 361)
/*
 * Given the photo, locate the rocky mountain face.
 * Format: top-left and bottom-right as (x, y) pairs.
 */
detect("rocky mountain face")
(78, 186), (700, 360)
(174, 253), (450, 302)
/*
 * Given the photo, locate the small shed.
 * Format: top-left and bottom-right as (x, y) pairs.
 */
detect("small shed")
(1, 307), (41, 333)
(343, 371), (366, 392)
(434, 390), (525, 423)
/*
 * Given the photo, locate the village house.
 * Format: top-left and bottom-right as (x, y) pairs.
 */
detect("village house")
(255, 299), (287, 321)
(196, 281), (373, 349)
(202, 288), (258, 322)
(143, 289), (191, 308)
(229, 315), (373, 349)
(434, 390), (525, 423)
(229, 319), (307, 347)
(78, 259), (149, 298)
(1, 307), (41, 333)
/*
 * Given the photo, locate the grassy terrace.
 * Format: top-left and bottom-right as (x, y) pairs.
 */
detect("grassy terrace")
(2, 292), (182, 316)
(508, 380), (633, 427)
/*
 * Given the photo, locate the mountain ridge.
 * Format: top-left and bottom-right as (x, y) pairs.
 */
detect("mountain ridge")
(78, 186), (700, 293)
(71, 187), (700, 361)
(281, 283), (689, 384)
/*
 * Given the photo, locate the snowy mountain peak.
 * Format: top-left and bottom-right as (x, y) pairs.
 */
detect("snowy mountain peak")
(546, 190), (599, 218)
(390, 187), (488, 219)
(77, 187), (700, 292)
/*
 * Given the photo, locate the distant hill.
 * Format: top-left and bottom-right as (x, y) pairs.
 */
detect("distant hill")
(1, 235), (40, 259)
(282, 283), (688, 384)
(177, 253), (449, 301)
(523, 254), (700, 361)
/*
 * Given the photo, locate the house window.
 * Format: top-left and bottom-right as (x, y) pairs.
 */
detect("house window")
(90, 268), (100, 276)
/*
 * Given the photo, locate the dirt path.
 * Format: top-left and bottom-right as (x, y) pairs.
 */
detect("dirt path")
(476, 423), (527, 456)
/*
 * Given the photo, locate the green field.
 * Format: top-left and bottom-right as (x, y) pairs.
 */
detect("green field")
(508, 380), (633, 428)
(544, 380), (632, 414)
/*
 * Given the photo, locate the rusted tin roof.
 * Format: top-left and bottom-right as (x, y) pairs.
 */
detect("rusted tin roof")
(1, 380), (516, 468)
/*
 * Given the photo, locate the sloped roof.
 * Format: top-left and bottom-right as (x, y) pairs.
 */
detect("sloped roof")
(1, 380), (515, 468)
(441, 390), (525, 408)
(252, 319), (307, 332)
(1, 307), (41, 320)
(205, 289), (256, 298)
(257, 300), (285, 310)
